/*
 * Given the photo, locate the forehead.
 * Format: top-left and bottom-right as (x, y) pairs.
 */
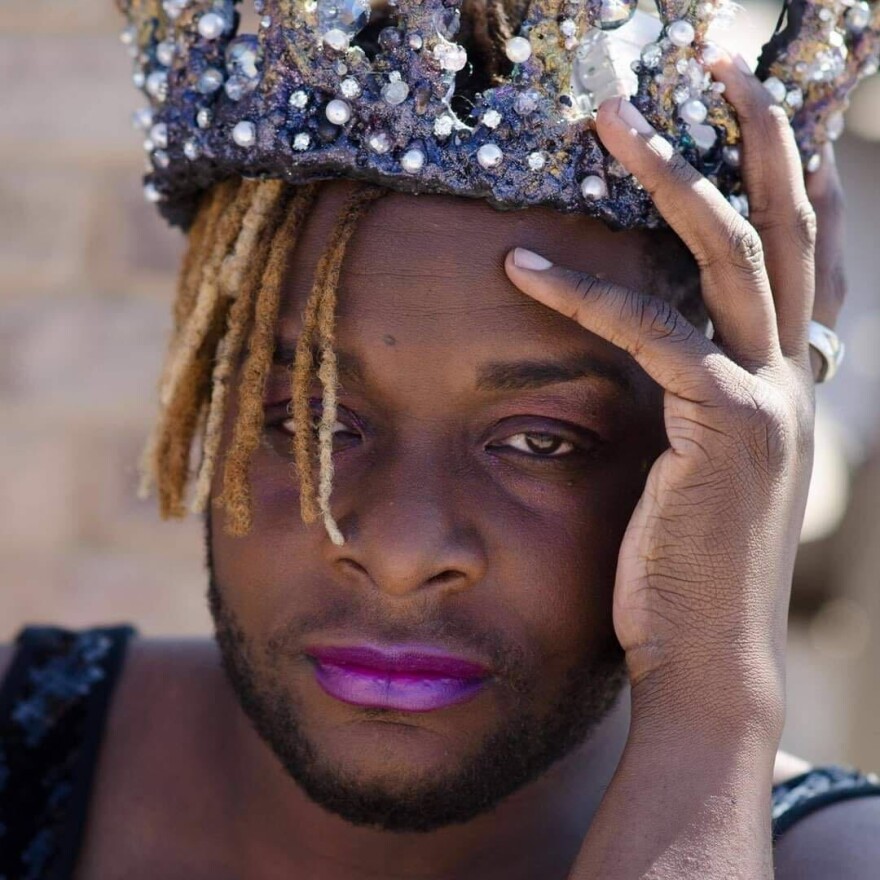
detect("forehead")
(277, 181), (672, 367)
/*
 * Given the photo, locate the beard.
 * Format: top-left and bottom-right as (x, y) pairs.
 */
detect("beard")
(206, 517), (626, 833)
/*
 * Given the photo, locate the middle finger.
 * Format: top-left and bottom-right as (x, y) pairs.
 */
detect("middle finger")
(596, 97), (781, 373)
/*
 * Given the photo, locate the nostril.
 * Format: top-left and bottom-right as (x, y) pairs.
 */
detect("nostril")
(339, 558), (370, 580)
(426, 570), (463, 588)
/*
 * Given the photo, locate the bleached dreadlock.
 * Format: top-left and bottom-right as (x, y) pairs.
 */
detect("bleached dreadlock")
(137, 177), (386, 545)
(138, 0), (702, 545)
(138, 0), (539, 544)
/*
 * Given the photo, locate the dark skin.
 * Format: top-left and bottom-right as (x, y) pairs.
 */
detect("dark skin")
(2, 55), (878, 880)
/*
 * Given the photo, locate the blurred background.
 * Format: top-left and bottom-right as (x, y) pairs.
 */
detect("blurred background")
(0, 0), (878, 769)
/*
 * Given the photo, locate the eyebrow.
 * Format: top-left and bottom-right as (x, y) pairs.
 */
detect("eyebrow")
(271, 339), (365, 383)
(272, 339), (634, 395)
(476, 354), (635, 395)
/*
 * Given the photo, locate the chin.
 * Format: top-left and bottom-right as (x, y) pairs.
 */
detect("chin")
(208, 574), (627, 831)
(302, 703), (499, 781)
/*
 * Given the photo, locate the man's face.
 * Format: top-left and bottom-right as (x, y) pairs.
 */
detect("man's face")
(208, 182), (682, 831)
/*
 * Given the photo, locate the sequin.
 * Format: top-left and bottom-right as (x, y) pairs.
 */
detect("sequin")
(326, 98), (352, 124)
(197, 12), (226, 41)
(580, 175), (608, 199)
(504, 37), (531, 64)
(401, 147), (425, 172)
(667, 20), (695, 47)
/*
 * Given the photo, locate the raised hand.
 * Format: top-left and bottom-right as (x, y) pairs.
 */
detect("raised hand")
(505, 53), (848, 879)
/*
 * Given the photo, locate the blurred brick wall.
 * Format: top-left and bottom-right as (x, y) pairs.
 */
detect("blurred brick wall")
(2, 0), (880, 770)
(0, 0), (210, 638)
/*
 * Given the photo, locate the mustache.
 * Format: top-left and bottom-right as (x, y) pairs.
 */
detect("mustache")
(204, 511), (533, 693)
(268, 595), (531, 683)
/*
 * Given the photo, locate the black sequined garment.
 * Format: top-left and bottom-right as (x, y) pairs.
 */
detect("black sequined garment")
(0, 627), (134, 880)
(1, 626), (880, 879)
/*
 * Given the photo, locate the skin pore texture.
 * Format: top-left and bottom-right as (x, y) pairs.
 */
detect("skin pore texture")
(208, 184), (679, 834)
(17, 50), (877, 878)
(39, 164), (879, 878)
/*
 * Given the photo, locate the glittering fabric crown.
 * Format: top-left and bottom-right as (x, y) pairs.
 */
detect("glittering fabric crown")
(118, 0), (880, 229)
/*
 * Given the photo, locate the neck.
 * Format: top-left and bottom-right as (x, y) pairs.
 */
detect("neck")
(225, 680), (631, 880)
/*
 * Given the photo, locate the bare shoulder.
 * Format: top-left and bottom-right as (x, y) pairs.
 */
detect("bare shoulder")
(76, 635), (235, 877)
(98, 634), (228, 765)
(772, 750), (880, 880)
(774, 792), (880, 879)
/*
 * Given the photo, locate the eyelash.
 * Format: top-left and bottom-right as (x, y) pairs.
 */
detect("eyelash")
(278, 399), (360, 440)
(489, 432), (576, 458)
(270, 401), (595, 461)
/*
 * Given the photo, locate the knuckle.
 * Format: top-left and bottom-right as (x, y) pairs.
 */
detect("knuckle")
(825, 261), (848, 311)
(792, 201), (818, 251)
(665, 151), (700, 187)
(733, 385), (796, 471)
(735, 86), (777, 132)
(638, 295), (677, 340)
(726, 223), (765, 276)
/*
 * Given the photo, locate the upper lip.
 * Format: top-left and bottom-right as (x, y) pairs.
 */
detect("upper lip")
(305, 644), (491, 679)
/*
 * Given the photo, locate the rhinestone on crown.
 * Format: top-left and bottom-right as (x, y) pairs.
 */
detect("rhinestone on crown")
(118, 0), (880, 228)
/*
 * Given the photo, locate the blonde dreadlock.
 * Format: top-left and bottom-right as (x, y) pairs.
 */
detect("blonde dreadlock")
(142, 177), (385, 542)
(140, 0), (536, 540)
(289, 185), (387, 545)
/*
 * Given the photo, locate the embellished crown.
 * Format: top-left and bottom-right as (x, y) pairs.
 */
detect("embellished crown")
(118, 0), (880, 229)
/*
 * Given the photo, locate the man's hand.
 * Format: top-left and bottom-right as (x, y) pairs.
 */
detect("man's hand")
(505, 52), (847, 879)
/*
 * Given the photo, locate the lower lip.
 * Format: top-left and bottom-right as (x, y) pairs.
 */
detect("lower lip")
(311, 660), (488, 712)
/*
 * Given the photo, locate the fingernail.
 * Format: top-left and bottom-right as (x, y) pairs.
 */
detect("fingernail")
(615, 98), (654, 136)
(733, 53), (752, 76)
(513, 248), (553, 271)
(700, 41), (726, 68)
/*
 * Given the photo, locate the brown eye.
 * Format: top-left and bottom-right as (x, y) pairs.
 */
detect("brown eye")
(501, 432), (574, 457)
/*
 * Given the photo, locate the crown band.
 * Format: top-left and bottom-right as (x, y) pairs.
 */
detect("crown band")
(118, 0), (880, 229)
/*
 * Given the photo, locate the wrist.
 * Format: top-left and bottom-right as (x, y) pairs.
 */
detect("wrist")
(627, 651), (786, 752)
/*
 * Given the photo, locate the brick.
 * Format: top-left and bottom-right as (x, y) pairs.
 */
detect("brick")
(0, 35), (142, 166)
(69, 423), (206, 563)
(85, 167), (185, 296)
(0, 293), (171, 420)
(0, 168), (92, 295)
(0, 427), (78, 554)
(0, 549), (210, 642)
(0, 1), (121, 36)
(61, 548), (211, 636)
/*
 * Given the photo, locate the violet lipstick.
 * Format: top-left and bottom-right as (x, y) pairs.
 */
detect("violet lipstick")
(306, 645), (490, 712)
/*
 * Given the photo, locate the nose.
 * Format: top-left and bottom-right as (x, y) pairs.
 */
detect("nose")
(327, 444), (487, 598)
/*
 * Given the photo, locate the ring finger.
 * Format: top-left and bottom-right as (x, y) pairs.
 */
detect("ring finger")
(711, 54), (818, 361)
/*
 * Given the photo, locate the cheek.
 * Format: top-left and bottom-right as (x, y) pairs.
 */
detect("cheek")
(479, 447), (652, 679)
(210, 433), (323, 633)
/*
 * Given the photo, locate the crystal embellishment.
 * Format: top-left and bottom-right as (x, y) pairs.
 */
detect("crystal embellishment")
(224, 35), (262, 101)
(232, 120), (256, 147)
(117, 0), (880, 225)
